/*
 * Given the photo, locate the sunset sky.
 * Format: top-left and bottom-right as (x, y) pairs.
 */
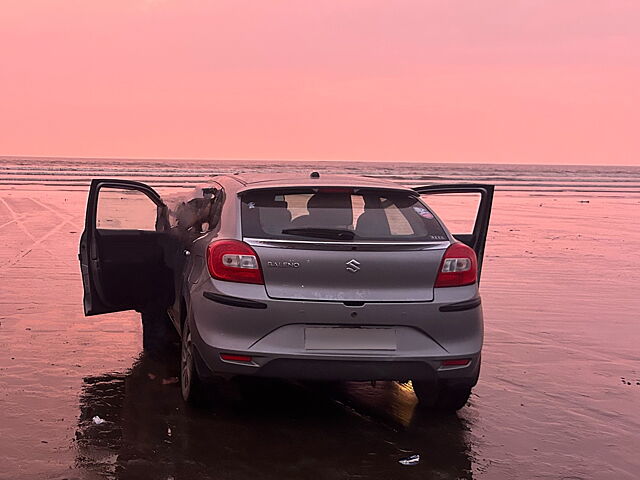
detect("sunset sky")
(1, 1), (639, 165)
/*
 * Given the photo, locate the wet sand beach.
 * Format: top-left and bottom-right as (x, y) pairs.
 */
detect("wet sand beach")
(0, 159), (639, 479)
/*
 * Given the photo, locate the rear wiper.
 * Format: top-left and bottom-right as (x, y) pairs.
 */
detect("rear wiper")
(281, 228), (355, 240)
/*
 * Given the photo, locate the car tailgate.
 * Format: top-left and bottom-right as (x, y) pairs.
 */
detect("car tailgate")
(252, 244), (445, 302)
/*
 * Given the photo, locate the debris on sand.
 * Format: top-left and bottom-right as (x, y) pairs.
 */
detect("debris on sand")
(398, 454), (420, 466)
(92, 416), (105, 425)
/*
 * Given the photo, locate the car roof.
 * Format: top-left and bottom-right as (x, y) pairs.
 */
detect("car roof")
(213, 173), (415, 195)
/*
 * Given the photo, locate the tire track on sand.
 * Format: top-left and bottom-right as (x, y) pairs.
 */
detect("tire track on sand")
(0, 197), (77, 269)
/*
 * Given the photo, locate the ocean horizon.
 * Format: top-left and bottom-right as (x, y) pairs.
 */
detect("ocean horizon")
(2, 156), (640, 194)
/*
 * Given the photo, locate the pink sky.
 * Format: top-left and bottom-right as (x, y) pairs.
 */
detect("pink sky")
(1, 1), (639, 165)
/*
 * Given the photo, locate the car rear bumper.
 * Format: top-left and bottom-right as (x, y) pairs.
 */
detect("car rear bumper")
(194, 347), (481, 385)
(189, 279), (483, 384)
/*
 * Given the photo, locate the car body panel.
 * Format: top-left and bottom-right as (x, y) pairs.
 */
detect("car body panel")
(189, 278), (482, 382)
(252, 244), (445, 302)
(191, 279), (481, 353)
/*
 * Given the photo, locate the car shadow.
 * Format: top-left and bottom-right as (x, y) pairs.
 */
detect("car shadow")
(75, 353), (475, 480)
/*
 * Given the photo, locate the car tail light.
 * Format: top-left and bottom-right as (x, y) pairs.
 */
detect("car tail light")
(220, 353), (253, 363)
(207, 240), (264, 284)
(434, 242), (477, 287)
(441, 358), (471, 367)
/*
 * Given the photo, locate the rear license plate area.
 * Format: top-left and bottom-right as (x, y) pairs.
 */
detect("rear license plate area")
(304, 327), (397, 351)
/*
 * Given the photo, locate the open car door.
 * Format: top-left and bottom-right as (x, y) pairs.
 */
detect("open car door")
(79, 179), (172, 316)
(414, 184), (494, 282)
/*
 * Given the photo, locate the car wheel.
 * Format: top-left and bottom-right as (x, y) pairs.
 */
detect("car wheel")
(141, 307), (179, 356)
(412, 381), (472, 412)
(180, 318), (204, 404)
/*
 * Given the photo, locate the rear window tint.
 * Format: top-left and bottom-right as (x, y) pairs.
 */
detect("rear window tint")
(241, 189), (448, 242)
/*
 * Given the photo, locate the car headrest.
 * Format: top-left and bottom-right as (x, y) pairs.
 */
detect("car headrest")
(259, 200), (292, 233)
(306, 193), (353, 227)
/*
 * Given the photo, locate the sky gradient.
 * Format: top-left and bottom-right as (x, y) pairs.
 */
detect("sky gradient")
(1, 1), (639, 165)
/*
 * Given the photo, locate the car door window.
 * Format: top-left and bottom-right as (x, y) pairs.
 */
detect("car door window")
(413, 184), (494, 282)
(421, 192), (481, 235)
(167, 187), (224, 233)
(96, 187), (158, 231)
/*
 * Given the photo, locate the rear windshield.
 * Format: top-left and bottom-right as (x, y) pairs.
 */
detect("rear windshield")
(241, 189), (448, 242)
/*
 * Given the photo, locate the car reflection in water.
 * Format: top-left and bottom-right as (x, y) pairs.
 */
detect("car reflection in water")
(76, 354), (473, 479)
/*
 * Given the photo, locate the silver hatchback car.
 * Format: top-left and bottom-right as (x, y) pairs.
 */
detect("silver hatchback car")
(79, 173), (493, 412)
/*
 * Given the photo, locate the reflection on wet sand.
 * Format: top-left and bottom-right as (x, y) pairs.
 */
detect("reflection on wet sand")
(77, 354), (472, 479)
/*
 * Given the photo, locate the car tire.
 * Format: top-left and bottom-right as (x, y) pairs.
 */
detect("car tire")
(412, 381), (472, 412)
(180, 317), (205, 405)
(141, 307), (179, 356)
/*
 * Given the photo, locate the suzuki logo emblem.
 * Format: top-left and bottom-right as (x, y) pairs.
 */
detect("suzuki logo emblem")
(345, 259), (361, 273)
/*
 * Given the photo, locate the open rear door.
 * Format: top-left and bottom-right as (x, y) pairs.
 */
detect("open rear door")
(414, 184), (494, 282)
(79, 179), (172, 316)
